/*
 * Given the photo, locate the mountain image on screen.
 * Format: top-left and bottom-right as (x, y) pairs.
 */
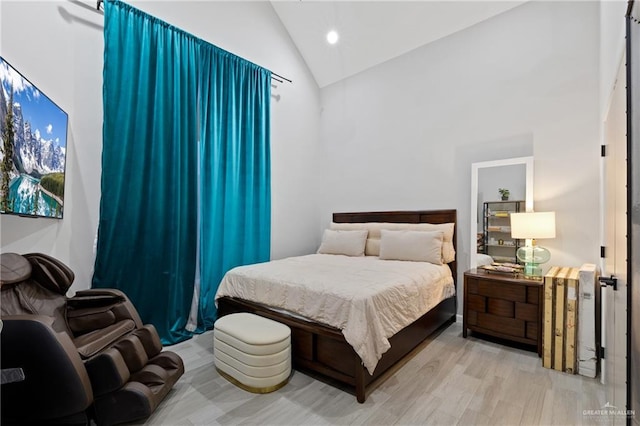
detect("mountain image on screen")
(0, 56), (68, 219)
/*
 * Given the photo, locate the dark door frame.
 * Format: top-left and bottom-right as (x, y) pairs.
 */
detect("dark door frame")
(625, 1), (638, 424)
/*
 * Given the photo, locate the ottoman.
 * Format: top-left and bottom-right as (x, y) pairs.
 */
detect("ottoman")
(214, 313), (291, 393)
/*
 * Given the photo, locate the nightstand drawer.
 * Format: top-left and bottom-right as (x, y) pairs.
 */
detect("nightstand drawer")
(516, 302), (538, 322)
(487, 298), (514, 317)
(467, 277), (527, 302)
(467, 310), (478, 326)
(478, 280), (526, 302)
(477, 312), (525, 337)
(527, 287), (540, 305)
(467, 294), (486, 312)
(526, 321), (538, 341)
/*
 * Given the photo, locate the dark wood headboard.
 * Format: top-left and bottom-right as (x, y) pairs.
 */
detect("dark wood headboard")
(332, 210), (458, 287)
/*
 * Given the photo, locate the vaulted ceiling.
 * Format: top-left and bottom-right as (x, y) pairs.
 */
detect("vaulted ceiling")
(271, 1), (526, 88)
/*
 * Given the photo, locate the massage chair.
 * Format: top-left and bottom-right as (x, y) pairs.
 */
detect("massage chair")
(0, 252), (184, 425)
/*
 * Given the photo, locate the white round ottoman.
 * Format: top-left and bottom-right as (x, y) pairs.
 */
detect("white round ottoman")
(214, 313), (291, 393)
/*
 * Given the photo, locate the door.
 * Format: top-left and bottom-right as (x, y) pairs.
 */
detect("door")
(602, 53), (627, 420)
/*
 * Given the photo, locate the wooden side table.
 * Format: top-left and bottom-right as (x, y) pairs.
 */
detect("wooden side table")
(463, 268), (543, 355)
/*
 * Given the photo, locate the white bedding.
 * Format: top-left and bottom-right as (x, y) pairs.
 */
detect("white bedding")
(214, 254), (455, 374)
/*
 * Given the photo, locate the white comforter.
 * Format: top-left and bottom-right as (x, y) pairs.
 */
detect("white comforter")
(215, 254), (455, 374)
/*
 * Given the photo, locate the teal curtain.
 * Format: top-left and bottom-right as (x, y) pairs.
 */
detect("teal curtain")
(195, 47), (271, 331)
(93, 0), (270, 344)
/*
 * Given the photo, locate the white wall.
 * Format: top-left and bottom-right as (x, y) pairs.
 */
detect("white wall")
(0, 1), (321, 290)
(0, 1), (104, 290)
(319, 1), (601, 303)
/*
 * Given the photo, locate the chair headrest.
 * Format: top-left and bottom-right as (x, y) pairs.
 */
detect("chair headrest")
(0, 253), (32, 286)
(23, 253), (75, 295)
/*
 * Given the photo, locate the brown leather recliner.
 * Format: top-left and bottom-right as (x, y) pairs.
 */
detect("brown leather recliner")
(0, 252), (185, 426)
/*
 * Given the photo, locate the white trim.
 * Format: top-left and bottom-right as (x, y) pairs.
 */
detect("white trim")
(470, 156), (534, 270)
(598, 50), (626, 386)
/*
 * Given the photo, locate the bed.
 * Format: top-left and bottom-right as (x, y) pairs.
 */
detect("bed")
(215, 210), (457, 403)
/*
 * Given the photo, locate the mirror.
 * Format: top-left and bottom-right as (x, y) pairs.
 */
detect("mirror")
(470, 156), (533, 269)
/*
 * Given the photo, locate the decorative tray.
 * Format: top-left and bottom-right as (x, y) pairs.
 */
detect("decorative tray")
(479, 262), (524, 275)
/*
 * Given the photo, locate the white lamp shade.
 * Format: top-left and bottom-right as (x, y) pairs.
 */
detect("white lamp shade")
(510, 212), (556, 239)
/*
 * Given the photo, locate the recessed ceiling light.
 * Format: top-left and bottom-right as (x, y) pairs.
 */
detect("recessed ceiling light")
(326, 30), (339, 45)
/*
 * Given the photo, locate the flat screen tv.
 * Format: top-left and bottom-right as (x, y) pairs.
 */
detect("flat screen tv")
(0, 56), (68, 218)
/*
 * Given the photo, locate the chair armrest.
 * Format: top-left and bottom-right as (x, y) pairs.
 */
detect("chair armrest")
(74, 288), (128, 300)
(67, 304), (119, 334)
(68, 290), (125, 308)
(69, 289), (144, 329)
(67, 292), (123, 334)
(74, 320), (136, 358)
(0, 315), (93, 422)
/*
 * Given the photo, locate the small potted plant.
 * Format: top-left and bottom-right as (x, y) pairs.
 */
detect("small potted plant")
(499, 188), (510, 201)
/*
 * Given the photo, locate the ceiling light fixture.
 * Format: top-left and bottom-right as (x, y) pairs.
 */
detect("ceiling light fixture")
(326, 30), (339, 45)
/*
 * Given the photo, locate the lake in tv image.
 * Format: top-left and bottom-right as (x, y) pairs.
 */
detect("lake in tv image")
(0, 56), (68, 219)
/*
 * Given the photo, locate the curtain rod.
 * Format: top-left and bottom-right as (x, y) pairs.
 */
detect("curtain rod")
(95, 0), (292, 83)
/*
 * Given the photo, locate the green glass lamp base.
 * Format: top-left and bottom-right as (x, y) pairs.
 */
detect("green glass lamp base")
(517, 245), (551, 279)
(523, 262), (543, 278)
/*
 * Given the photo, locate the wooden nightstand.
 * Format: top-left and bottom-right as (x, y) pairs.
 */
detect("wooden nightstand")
(463, 269), (542, 356)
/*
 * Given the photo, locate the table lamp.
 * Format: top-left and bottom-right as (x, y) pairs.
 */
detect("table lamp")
(510, 212), (556, 278)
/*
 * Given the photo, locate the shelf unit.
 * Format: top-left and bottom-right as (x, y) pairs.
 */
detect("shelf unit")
(482, 200), (525, 263)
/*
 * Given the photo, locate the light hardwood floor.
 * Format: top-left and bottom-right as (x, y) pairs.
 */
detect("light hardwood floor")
(138, 322), (610, 426)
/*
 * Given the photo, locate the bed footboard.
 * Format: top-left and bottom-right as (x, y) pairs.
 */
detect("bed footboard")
(216, 295), (456, 402)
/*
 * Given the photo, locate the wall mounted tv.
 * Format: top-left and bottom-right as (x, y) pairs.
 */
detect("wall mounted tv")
(0, 56), (68, 219)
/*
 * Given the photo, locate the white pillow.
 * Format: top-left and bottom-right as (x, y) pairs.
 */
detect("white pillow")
(329, 222), (455, 263)
(378, 230), (444, 264)
(476, 253), (494, 266)
(317, 229), (368, 256)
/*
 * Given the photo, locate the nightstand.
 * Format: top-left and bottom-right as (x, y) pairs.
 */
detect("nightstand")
(463, 269), (542, 355)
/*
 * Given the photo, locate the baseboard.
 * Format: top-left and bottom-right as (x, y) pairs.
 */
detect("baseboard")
(456, 314), (462, 323)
